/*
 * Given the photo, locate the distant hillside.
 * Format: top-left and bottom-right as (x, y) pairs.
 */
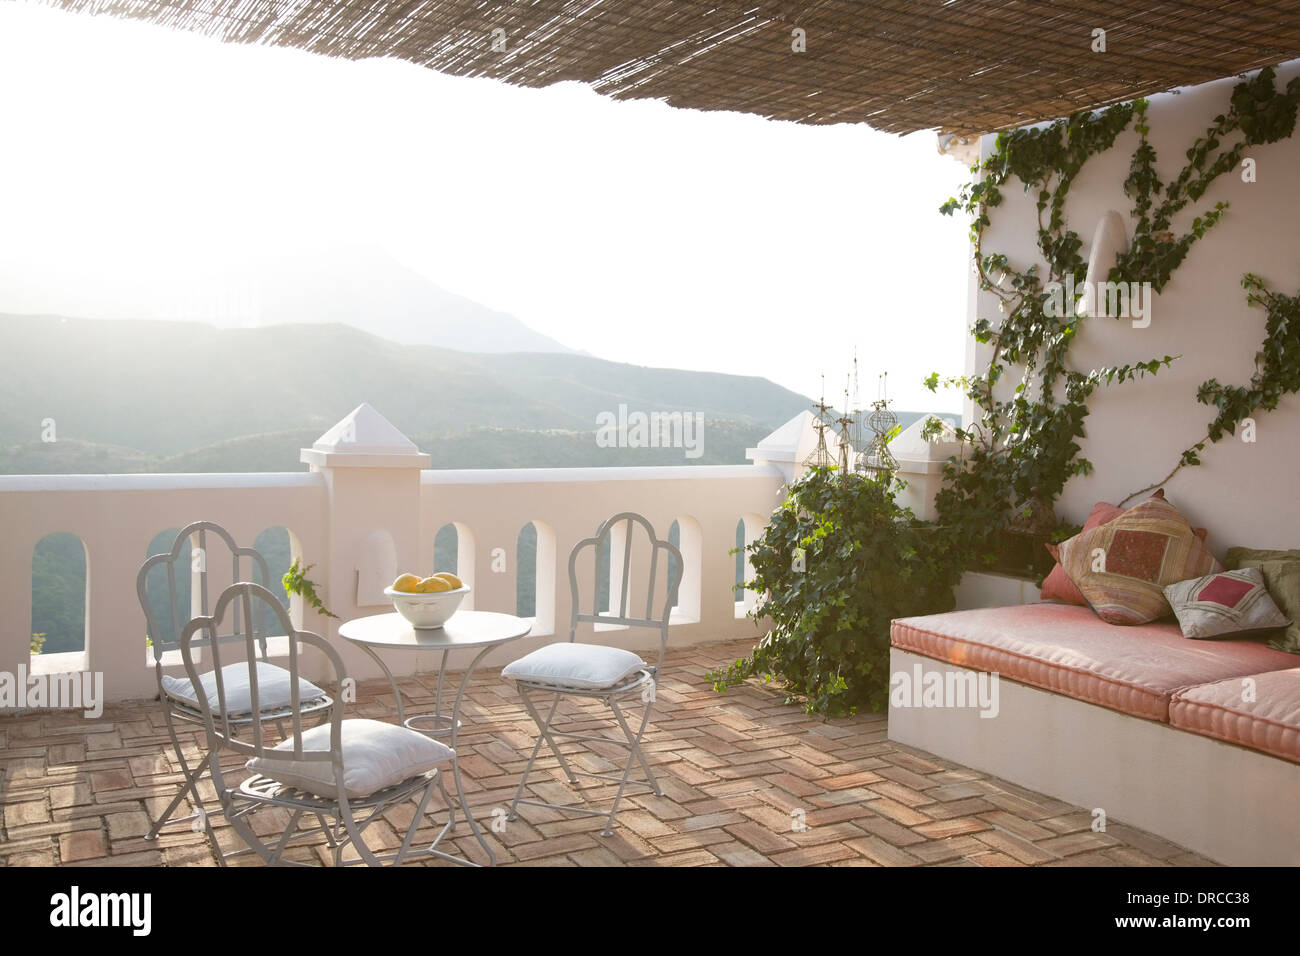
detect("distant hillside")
(0, 314), (967, 475)
(0, 422), (773, 473)
(0, 314), (810, 456)
(0, 314), (816, 471)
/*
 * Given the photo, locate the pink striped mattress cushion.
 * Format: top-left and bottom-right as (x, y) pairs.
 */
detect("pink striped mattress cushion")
(1169, 668), (1300, 763)
(890, 604), (1300, 722)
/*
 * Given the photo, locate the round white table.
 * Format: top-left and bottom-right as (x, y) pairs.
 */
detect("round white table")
(337, 610), (532, 866)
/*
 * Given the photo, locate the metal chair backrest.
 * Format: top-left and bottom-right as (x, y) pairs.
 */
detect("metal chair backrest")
(179, 582), (344, 773)
(568, 512), (682, 671)
(137, 520), (272, 666)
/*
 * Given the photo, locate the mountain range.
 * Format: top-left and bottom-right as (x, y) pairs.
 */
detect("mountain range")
(0, 313), (813, 471)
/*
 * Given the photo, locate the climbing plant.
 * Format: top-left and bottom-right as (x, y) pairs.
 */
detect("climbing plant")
(282, 558), (337, 620)
(933, 66), (1300, 559)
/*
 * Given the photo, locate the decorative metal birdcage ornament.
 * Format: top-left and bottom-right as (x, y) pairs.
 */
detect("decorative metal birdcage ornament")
(835, 380), (855, 484)
(802, 382), (837, 470)
(858, 373), (898, 481)
(850, 352), (864, 454)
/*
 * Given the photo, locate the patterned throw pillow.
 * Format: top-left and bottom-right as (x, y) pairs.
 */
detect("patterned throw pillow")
(1042, 497), (1208, 606)
(1163, 567), (1292, 639)
(1054, 493), (1220, 625)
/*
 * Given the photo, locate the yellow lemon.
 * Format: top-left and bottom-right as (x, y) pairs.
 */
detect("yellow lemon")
(416, 575), (454, 593)
(391, 573), (422, 593)
(433, 572), (463, 590)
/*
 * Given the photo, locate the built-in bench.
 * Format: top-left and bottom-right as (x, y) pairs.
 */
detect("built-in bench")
(1169, 667), (1300, 765)
(888, 603), (1300, 865)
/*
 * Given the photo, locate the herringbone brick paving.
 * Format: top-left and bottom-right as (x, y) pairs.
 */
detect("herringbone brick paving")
(0, 639), (1212, 867)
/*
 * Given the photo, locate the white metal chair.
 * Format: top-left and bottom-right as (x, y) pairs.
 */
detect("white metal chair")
(181, 582), (453, 866)
(503, 512), (682, 836)
(137, 521), (332, 848)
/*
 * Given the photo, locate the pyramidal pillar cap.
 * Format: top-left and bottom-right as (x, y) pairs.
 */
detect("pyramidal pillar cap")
(300, 403), (431, 468)
(746, 411), (812, 468)
(747, 410), (830, 483)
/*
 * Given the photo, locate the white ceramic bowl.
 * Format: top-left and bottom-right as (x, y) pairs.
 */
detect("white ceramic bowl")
(384, 585), (471, 629)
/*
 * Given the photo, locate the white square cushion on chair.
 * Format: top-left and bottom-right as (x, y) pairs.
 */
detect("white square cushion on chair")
(502, 642), (648, 690)
(246, 719), (454, 800)
(161, 661), (326, 717)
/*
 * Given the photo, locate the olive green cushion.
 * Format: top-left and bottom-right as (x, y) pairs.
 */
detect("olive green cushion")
(1225, 548), (1300, 653)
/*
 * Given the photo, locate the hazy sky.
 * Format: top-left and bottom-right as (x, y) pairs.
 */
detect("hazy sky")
(0, 2), (971, 411)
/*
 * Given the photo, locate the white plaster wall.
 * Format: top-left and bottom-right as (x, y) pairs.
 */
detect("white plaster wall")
(969, 59), (1300, 552)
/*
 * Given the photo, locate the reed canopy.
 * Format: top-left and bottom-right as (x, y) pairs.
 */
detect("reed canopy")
(50, 0), (1300, 133)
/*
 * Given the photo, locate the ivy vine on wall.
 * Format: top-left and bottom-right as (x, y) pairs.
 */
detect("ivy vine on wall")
(933, 66), (1300, 557)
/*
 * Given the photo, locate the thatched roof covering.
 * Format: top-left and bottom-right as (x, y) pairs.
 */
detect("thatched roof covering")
(50, 0), (1300, 133)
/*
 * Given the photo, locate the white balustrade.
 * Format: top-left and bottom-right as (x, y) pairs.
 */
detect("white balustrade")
(1, 404), (955, 705)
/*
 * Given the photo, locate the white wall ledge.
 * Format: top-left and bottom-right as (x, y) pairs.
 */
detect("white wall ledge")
(301, 451), (431, 468)
(422, 464), (786, 484)
(895, 457), (953, 476)
(0, 473), (324, 492)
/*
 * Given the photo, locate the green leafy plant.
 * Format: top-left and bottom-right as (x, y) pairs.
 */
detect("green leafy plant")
(30, 632), (45, 655)
(933, 66), (1300, 560)
(282, 558), (337, 620)
(918, 414), (958, 444)
(1047, 523), (1083, 546)
(707, 469), (964, 717)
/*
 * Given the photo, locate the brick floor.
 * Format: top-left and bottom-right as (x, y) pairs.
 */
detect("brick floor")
(0, 639), (1214, 867)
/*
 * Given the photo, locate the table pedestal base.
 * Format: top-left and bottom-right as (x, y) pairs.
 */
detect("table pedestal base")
(356, 640), (503, 867)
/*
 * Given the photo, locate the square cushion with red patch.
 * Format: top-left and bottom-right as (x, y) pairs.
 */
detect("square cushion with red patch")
(1042, 494), (1207, 607)
(1164, 566), (1291, 639)
(1050, 492), (1220, 625)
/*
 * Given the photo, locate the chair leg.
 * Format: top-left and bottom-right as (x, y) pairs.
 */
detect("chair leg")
(507, 688), (575, 822)
(392, 776), (438, 866)
(602, 697), (658, 837)
(425, 773), (459, 857)
(315, 813), (341, 849)
(148, 704), (208, 839)
(338, 796), (387, 867)
(223, 790), (276, 867)
(531, 688), (581, 784)
(445, 753), (498, 866)
(151, 704), (319, 844)
(507, 682), (662, 839)
(190, 789), (228, 868)
(610, 697), (662, 796)
(265, 809), (306, 866)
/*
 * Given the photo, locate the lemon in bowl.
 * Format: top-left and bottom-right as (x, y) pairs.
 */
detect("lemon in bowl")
(386, 572), (469, 629)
